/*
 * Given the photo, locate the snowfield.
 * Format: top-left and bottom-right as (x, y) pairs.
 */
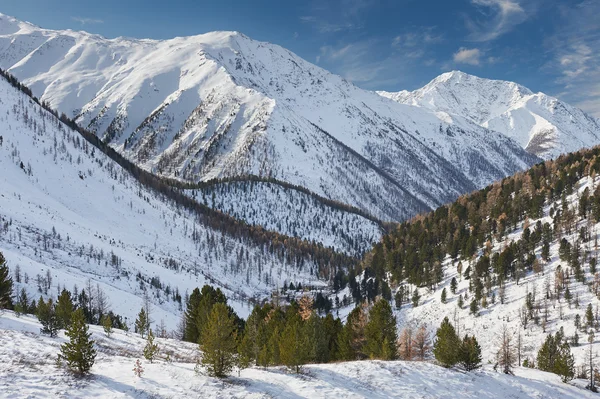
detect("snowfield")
(0, 312), (595, 398)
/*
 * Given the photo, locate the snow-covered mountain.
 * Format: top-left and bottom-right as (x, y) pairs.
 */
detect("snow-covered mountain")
(0, 73), (333, 327)
(0, 13), (539, 222)
(378, 71), (600, 159)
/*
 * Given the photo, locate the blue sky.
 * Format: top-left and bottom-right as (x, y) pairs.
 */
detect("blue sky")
(2, 0), (600, 116)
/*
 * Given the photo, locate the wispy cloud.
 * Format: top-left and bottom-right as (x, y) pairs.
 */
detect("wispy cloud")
(71, 16), (104, 25)
(465, 0), (532, 42)
(300, 0), (376, 33)
(546, 0), (600, 117)
(453, 48), (482, 65)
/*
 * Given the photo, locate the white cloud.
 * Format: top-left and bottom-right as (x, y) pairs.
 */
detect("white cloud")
(547, 0), (600, 117)
(465, 0), (531, 42)
(453, 48), (482, 65)
(72, 17), (104, 25)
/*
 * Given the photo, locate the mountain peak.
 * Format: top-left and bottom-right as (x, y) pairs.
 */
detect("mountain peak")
(379, 71), (600, 159)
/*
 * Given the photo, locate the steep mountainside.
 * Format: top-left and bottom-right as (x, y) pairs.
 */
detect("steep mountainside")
(378, 71), (600, 159)
(189, 179), (383, 256)
(356, 144), (600, 367)
(0, 73), (338, 327)
(0, 13), (539, 222)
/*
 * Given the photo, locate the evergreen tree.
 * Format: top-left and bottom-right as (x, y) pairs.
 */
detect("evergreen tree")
(537, 331), (576, 382)
(433, 317), (460, 367)
(412, 288), (421, 307)
(0, 252), (13, 309)
(364, 299), (397, 360)
(450, 277), (457, 295)
(305, 313), (330, 363)
(135, 307), (148, 338)
(55, 289), (74, 329)
(279, 315), (307, 373)
(101, 314), (113, 337)
(469, 299), (479, 316)
(441, 288), (447, 304)
(143, 329), (160, 363)
(183, 287), (202, 343)
(459, 335), (482, 371)
(59, 308), (96, 375)
(37, 297), (59, 337)
(458, 295), (464, 309)
(200, 302), (238, 378)
(586, 304), (594, 328)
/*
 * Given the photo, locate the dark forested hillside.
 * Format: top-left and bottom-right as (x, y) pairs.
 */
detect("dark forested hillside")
(364, 146), (600, 291)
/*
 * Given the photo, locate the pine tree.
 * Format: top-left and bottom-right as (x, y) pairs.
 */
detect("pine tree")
(37, 297), (59, 337)
(59, 308), (96, 375)
(587, 304), (595, 328)
(537, 331), (575, 382)
(135, 307), (148, 338)
(450, 277), (457, 295)
(183, 287), (202, 343)
(200, 302), (238, 378)
(101, 314), (113, 337)
(143, 329), (160, 363)
(412, 288), (420, 307)
(458, 294), (464, 309)
(433, 317), (460, 367)
(459, 335), (482, 371)
(0, 252), (13, 309)
(364, 299), (397, 360)
(55, 289), (74, 329)
(279, 315), (307, 373)
(441, 288), (447, 304)
(469, 299), (479, 316)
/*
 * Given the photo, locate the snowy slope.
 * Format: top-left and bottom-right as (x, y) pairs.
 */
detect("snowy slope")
(0, 75), (327, 330)
(0, 312), (595, 398)
(378, 71), (600, 159)
(0, 13), (539, 222)
(379, 172), (600, 369)
(188, 180), (383, 256)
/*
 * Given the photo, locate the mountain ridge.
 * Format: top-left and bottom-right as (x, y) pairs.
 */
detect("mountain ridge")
(0, 13), (539, 222)
(378, 70), (600, 159)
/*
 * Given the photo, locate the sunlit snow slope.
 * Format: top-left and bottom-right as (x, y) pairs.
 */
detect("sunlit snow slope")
(0, 13), (539, 222)
(0, 75), (326, 328)
(379, 71), (600, 159)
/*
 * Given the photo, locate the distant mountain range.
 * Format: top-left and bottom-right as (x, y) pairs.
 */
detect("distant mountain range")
(378, 71), (600, 159)
(0, 13), (547, 222)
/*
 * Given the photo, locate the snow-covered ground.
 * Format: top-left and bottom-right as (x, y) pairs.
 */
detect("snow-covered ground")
(188, 180), (383, 256)
(0, 74), (325, 329)
(0, 312), (594, 398)
(382, 173), (600, 368)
